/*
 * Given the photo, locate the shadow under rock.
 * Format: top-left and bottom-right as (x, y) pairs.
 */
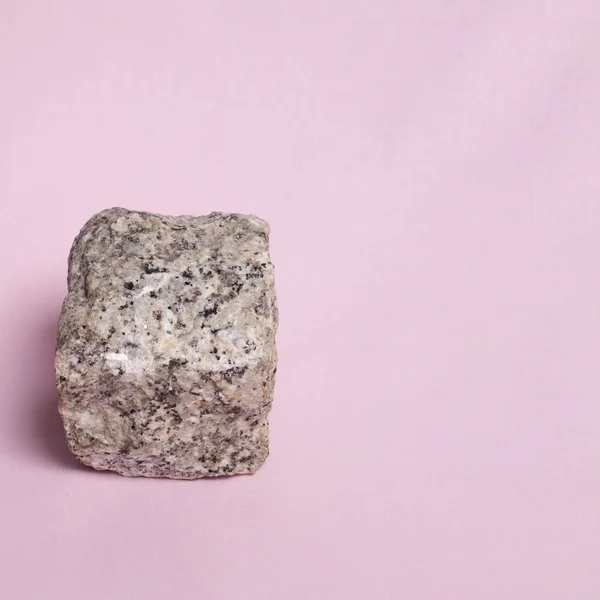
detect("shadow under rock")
(33, 391), (84, 470)
(15, 292), (84, 471)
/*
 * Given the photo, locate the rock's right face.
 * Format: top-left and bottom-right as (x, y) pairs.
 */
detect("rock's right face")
(55, 208), (278, 479)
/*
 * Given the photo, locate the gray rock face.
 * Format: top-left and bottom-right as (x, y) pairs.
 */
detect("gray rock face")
(55, 208), (278, 478)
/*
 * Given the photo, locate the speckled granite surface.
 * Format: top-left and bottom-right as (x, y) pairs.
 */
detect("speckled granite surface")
(55, 208), (278, 478)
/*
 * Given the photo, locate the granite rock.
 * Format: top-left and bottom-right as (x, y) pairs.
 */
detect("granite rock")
(55, 208), (278, 478)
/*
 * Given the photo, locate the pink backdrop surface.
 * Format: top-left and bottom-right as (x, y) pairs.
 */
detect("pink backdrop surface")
(1, 1), (600, 598)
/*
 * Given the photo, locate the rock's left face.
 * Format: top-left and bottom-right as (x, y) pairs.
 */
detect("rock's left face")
(55, 208), (278, 479)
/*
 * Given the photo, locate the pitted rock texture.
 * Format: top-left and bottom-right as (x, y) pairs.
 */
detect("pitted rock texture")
(55, 208), (278, 479)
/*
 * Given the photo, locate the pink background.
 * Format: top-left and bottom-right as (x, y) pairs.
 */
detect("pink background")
(1, 1), (600, 598)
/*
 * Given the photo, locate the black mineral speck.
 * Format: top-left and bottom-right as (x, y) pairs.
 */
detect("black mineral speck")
(143, 261), (167, 274)
(201, 304), (219, 318)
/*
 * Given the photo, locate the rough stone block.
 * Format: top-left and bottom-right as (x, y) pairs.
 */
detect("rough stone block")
(55, 208), (278, 478)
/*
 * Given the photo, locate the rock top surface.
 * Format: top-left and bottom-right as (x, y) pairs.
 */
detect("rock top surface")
(56, 208), (278, 478)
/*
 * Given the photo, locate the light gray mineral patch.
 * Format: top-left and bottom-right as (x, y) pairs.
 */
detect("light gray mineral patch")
(55, 208), (278, 478)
